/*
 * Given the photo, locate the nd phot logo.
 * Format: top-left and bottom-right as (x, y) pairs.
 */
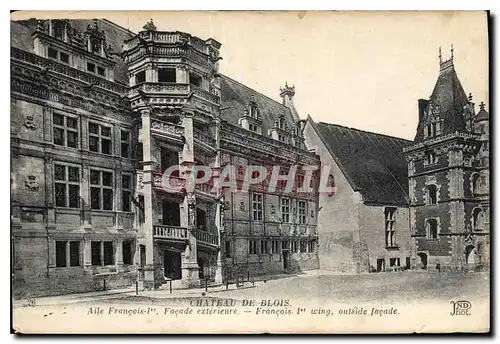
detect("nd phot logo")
(450, 300), (471, 316)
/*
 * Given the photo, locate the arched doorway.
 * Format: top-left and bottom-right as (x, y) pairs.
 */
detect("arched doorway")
(417, 252), (428, 269)
(465, 245), (477, 265)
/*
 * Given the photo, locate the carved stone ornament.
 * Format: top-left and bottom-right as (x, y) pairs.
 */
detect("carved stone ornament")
(137, 174), (144, 189)
(270, 204), (276, 215)
(239, 201), (245, 212)
(24, 115), (36, 131)
(24, 175), (40, 192)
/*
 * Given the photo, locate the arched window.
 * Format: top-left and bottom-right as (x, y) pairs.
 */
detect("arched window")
(472, 173), (480, 194)
(472, 208), (483, 230)
(426, 185), (437, 205)
(425, 151), (436, 164)
(426, 219), (438, 239)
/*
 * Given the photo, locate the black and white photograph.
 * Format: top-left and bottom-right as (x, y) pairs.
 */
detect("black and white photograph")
(10, 10), (490, 334)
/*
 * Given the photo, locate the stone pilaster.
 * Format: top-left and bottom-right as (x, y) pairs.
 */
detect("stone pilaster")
(141, 111), (160, 289)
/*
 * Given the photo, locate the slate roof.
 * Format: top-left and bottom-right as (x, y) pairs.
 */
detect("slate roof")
(11, 19), (134, 85)
(220, 75), (297, 134)
(11, 19), (297, 132)
(312, 120), (411, 206)
(414, 60), (470, 141)
(475, 107), (489, 122)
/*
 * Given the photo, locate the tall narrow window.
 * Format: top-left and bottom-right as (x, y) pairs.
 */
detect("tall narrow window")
(426, 185), (437, 205)
(91, 241), (101, 266)
(54, 164), (80, 208)
(260, 240), (268, 254)
(53, 113), (78, 148)
(89, 122), (112, 155)
(249, 239), (257, 255)
(281, 197), (290, 223)
(426, 219), (438, 239)
(252, 194), (263, 221)
(69, 241), (80, 266)
(122, 174), (132, 212)
(385, 207), (397, 247)
(120, 130), (130, 158)
(472, 208), (483, 230)
(425, 151), (436, 164)
(122, 241), (133, 265)
(90, 170), (113, 210)
(55, 241), (66, 267)
(225, 240), (232, 258)
(103, 241), (114, 266)
(472, 174), (480, 194)
(298, 200), (307, 224)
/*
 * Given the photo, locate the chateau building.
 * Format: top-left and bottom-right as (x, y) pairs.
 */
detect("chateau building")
(304, 118), (412, 273)
(11, 18), (320, 298)
(403, 48), (490, 271)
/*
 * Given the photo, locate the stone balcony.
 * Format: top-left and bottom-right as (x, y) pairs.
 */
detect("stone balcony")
(153, 225), (219, 249)
(129, 82), (220, 106)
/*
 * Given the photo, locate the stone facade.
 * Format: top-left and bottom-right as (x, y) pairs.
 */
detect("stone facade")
(304, 119), (411, 274)
(11, 18), (320, 298)
(403, 49), (490, 272)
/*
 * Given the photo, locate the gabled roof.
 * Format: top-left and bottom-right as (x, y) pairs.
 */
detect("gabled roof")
(311, 119), (411, 206)
(415, 59), (470, 141)
(220, 75), (297, 134)
(475, 102), (490, 122)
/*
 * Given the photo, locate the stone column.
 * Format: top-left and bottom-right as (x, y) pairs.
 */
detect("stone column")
(44, 157), (56, 229)
(179, 107), (200, 287)
(115, 239), (124, 272)
(80, 162), (92, 230)
(213, 118), (224, 284)
(65, 241), (71, 267)
(114, 169), (123, 229)
(141, 110), (160, 289)
(83, 237), (92, 274)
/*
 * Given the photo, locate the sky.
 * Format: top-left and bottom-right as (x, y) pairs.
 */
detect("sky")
(12, 11), (489, 140)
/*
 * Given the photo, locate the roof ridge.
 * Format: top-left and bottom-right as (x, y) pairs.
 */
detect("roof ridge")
(317, 121), (413, 143)
(221, 74), (290, 112)
(99, 19), (136, 36)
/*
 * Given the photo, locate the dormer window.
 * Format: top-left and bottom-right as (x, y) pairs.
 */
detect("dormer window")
(52, 20), (67, 41)
(249, 123), (261, 134)
(278, 116), (286, 130)
(97, 66), (106, 77)
(87, 63), (96, 73)
(48, 47), (58, 59)
(249, 103), (260, 120)
(59, 52), (69, 64)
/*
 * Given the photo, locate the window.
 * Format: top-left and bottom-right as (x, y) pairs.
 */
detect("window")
(53, 21), (66, 40)
(54, 164), (80, 208)
(97, 66), (105, 77)
(426, 123), (437, 138)
(249, 123), (260, 133)
(120, 130), (130, 158)
(91, 241), (114, 266)
(89, 122), (112, 155)
(308, 240), (315, 253)
(59, 52), (69, 64)
(281, 198), (290, 223)
(225, 240), (231, 258)
(291, 241), (298, 253)
(426, 219), (438, 239)
(189, 73), (202, 87)
(87, 62), (96, 73)
(282, 240), (289, 250)
(53, 113), (78, 148)
(158, 68), (176, 82)
(426, 185), (437, 205)
(300, 241), (307, 253)
(278, 116), (286, 130)
(135, 71), (146, 84)
(472, 208), (482, 230)
(48, 47), (58, 59)
(252, 193), (263, 221)
(56, 241), (66, 267)
(425, 151), (436, 164)
(260, 240), (269, 254)
(297, 175), (305, 189)
(90, 170), (113, 210)
(249, 239), (257, 255)
(472, 174), (480, 194)
(271, 240), (280, 254)
(298, 200), (307, 224)
(385, 207), (397, 247)
(278, 134), (288, 143)
(122, 241), (133, 265)
(55, 241), (80, 267)
(122, 174), (132, 212)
